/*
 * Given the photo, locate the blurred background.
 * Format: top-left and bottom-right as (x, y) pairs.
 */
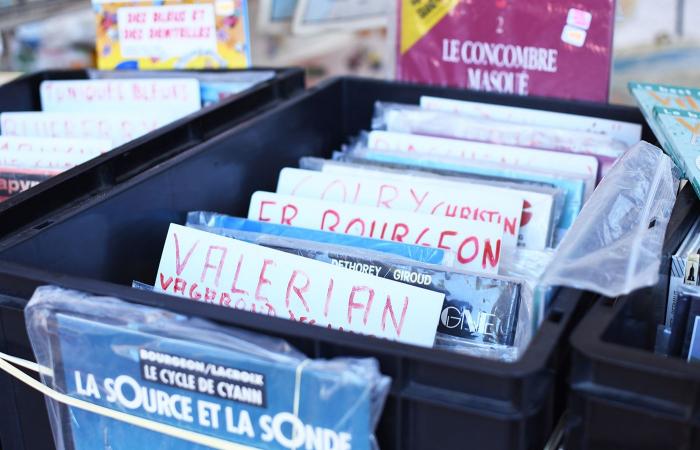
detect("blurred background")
(0, 0), (698, 104)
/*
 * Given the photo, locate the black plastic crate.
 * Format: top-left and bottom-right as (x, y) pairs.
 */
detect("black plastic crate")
(566, 183), (700, 450)
(0, 68), (304, 239)
(0, 77), (652, 450)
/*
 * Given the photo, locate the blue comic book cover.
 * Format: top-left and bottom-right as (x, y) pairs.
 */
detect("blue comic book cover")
(348, 151), (585, 242)
(654, 107), (700, 199)
(33, 289), (382, 450)
(185, 212), (448, 265)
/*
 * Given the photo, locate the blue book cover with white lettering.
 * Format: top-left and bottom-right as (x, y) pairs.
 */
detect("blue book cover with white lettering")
(27, 287), (385, 450)
(186, 212), (448, 265)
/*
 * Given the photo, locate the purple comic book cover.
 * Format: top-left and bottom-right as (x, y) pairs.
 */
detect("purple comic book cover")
(396, 0), (615, 102)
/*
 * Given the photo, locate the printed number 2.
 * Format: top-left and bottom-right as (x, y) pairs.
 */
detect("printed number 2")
(496, 16), (504, 34)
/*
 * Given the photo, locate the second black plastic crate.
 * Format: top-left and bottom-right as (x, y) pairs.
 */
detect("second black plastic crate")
(0, 77), (652, 450)
(566, 183), (700, 450)
(0, 68), (304, 239)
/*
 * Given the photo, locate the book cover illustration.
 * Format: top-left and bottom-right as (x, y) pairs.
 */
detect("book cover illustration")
(26, 286), (389, 450)
(654, 107), (700, 200)
(93, 0), (251, 70)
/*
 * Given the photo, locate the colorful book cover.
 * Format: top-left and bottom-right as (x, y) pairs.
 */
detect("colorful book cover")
(93, 0), (251, 70)
(629, 82), (700, 163)
(396, 0), (615, 102)
(0, 167), (59, 201)
(654, 107), (700, 199)
(27, 287), (384, 450)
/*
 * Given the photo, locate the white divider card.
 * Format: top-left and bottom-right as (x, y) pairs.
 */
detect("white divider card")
(276, 167), (522, 252)
(0, 112), (169, 147)
(155, 224), (445, 348)
(0, 136), (111, 169)
(315, 160), (555, 250)
(40, 79), (202, 120)
(367, 130), (600, 182)
(419, 96), (642, 147)
(248, 192), (505, 274)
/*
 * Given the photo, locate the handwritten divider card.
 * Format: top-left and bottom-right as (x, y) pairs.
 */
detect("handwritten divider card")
(276, 167), (523, 252)
(314, 159), (556, 250)
(248, 192), (505, 274)
(0, 112), (170, 148)
(0, 136), (111, 169)
(155, 224), (445, 348)
(40, 79), (202, 121)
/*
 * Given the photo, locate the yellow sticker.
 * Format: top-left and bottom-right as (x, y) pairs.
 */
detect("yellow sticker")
(400, 0), (460, 55)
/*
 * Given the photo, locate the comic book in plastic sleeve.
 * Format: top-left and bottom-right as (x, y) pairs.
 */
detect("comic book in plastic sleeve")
(188, 226), (524, 354)
(25, 286), (391, 450)
(394, 0), (615, 102)
(653, 107), (700, 200)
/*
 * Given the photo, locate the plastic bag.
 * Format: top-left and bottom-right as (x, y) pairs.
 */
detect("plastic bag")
(25, 286), (391, 450)
(540, 141), (680, 297)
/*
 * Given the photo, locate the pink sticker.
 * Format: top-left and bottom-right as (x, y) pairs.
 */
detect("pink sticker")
(567, 8), (592, 30)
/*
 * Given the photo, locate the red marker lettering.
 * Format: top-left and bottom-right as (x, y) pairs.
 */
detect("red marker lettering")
(391, 223), (409, 242)
(173, 278), (187, 295)
(255, 259), (275, 303)
(159, 274), (174, 291)
(457, 236), (479, 265)
(324, 277), (335, 317)
(321, 209), (340, 231)
(173, 233), (199, 276)
(482, 239), (501, 269)
(347, 286), (374, 326)
(230, 254), (249, 296)
(281, 204), (298, 225)
(345, 218), (366, 235)
(285, 270), (310, 312)
(376, 185), (398, 208)
(381, 295), (409, 337)
(437, 230), (457, 250)
(257, 200), (275, 222)
(200, 245), (227, 286)
(409, 189), (429, 212)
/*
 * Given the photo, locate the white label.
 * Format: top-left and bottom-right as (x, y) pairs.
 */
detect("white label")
(117, 5), (217, 59)
(561, 25), (587, 47)
(367, 130), (599, 179)
(0, 112), (168, 147)
(277, 167), (522, 252)
(317, 161), (554, 250)
(40, 79), (201, 119)
(248, 192), (505, 274)
(567, 8), (592, 30)
(155, 224), (445, 347)
(0, 136), (110, 169)
(419, 96), (642, 147)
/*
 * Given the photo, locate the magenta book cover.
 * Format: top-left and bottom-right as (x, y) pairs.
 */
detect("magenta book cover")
(396, 0), (615, 102)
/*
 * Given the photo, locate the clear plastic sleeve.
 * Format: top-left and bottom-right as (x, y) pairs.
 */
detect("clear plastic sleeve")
(25, 286), (391, 450)
(187, 226), (525, 361)
(185, 211), (451, 266)
(540, 141), (680, 297)
(372, 101), (626, 176)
